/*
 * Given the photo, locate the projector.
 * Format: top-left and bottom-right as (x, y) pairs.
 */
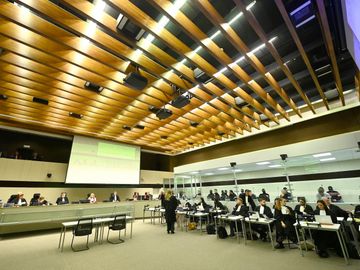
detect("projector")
(124, 72), (148, 90)
(156, 108), (173, 120)
(194, 67), (213, 84)
(171, 94), (191, 108)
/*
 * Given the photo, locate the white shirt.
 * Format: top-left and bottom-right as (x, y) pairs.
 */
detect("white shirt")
(62, 197), (65, 202)
(18, 199), (22, 206)
(320, 210), (326, 216)
(281, 206), (288, 215)
(245, 196), (249, 205)
(259, 206), (265, 215)
(236, 205), (242, 212)
(300, 206), (305, 213)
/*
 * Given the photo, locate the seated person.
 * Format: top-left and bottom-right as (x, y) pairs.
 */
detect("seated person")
(197, 197), (210, 212)
(258, 188), (270, 202)
(39, 196), (49, 206)
(322, 197), (348, 219)
(327, 186), (342, 202)
(228, 190), (236, 201)
(56, 192), (69, 205)
(253, 198), (274, 241)
(109, 191), (120, 202)
(274, 198), (297, 249)
(207, 190), (215, 201)
(316, 187), (331, 201)
(240, 189), (256, 211)
(143, 192), (150, 200)
(294, 198), (314, 216)
(11, 192), (28, 206)
(213, 198), (226, 211)
(229, 197), (249, 237)
(313, 200), (339, 258)
(220, 190), (228, 201)
(132, 192), (139, 200)
(88, 193), (96, 203)
(30, 193), (41, 206)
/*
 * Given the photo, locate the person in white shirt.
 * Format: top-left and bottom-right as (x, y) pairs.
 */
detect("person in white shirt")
(88, 193), (96, 203)
(294, 198), (314, 216)
(13, 192), (27, 206)
(253, 198), (274, 241)
(109, 191), (120, 202)
(316, 187), (331, 201)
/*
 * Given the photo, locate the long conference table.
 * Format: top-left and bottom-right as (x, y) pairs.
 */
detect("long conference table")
(58, 215), (134, 252)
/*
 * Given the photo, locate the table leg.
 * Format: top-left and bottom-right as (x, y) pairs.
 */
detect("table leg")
(268, 223), (275, 250)
(336, 230), (349, 265)
(130, 218), (133, 239)
(61, 227), (66, 252)
(235, 221), (240, 244)
(215, 217), (219, 239)
(58, 227), (64, 249)
(248, 222), (253, 240)
(200, 217), (203, 235)
(241, 220), (247, 245)
(294, 225), (303, 256)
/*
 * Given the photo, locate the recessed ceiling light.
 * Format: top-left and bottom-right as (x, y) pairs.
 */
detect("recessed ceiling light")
(204, 173), (214, 176)
(268, 164), (282, 168)
(190, 171), (199, 174)
(234, 169), (243, 172)
(320, 157), (336, 162)
(313, 152), (331, 158)
(256, 161), (270, 165)
(217, 167), (229, 171)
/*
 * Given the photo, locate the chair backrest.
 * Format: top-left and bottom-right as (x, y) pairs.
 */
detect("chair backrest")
(111, 214), (126, 230)
(74, 218), (93, 236)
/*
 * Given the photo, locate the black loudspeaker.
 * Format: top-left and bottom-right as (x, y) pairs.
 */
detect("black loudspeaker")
(156, 108), (173, 120)
(124, 72), (148, 90)
(230, 162), (236, 167)
(280, 154), (288, 161)
(171, 94), (191, 108)
(47, 173), (52, 178)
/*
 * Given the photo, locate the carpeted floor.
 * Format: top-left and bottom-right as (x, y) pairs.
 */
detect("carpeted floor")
(0, 220), (359, 270)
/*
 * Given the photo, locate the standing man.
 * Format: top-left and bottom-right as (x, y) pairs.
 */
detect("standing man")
(240, 189), (256, 211)
(109, 191), (120, 202)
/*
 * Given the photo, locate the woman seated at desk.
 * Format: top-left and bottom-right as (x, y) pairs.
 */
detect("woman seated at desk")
(88, 193), (96, 203)
(294, 198), (314, 216)
(274, 198), (297, 249)
(229, 197), (248, 237)
(312, 200), (339, 258)
(196, 197), (210, 212)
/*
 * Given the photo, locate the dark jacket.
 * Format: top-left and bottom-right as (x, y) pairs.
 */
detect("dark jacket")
(164, 195), (178, 223)
(255, 205), (273, 218)
(258, 192), (270, 202)
(274, 206), (296, 224)
(239, 194), (256, 210)
(231, 204), (249, 216)
(294, 204), (314, 215)
(214, 200), (225, 210)
(109, 194), (120, 202)
(56, 196), (69, 205)
(11, 198), (28, 206)
(328, 204), (348, 219)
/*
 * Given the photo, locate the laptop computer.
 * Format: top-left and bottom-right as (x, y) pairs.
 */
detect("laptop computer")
(315, 215), (333, 225)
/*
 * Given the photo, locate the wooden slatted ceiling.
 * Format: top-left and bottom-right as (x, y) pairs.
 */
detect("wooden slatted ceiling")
(0, 0), (355, 154)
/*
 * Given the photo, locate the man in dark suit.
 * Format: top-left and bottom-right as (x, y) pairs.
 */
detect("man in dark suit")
(11, 192), (28, 206)
(109, 191), (120, 202)
(323, 197), (348, 219)
(240, 189), (256, 211)
(253, 198), (274, 241)
(56, 192), (69, 205)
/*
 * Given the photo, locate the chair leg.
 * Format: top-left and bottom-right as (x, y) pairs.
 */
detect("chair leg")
(107, 229), (125, 244)
(71, 235), (90, 252)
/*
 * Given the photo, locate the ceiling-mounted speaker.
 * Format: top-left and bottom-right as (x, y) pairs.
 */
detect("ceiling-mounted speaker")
(84, 81), (104, 93)
(124, 72), (148, 90)
(156, 108), (173, 120)
(33, 97), (49, 105)
(171, 94), (191, 108)
(190, 121), (199, 127)
(324, 89), (339, 100)
(194, 67), (213, 84)
(116, 15), (145, 41)
(69, 112), (83, 119)
(0, 94), (8, 100)
(161, 135), (168, 139)
(122, 125), (131, 131)
(134, 124), (145, 130)
(217, 131), (225, 136)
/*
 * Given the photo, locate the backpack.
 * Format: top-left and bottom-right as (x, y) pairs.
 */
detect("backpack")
(217, 226), (228, 239)
(206, 224), (216, 234)
(187, 222), (197, 231)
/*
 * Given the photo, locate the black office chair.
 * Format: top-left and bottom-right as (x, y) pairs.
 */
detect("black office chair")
(107, 214), (126, 244)
(71, 218), (93, 252)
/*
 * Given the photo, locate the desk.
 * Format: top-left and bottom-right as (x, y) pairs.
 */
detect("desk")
(176, 210), (190, 231)
(188, 212), (209, 234)
(295, 221), (350, 264)
(215, 215), (245, 244)
(58, 215), (133, 252)
(244, 217), (275, 249)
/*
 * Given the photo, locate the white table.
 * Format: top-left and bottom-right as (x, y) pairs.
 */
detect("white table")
(58, 215), (134, 252)
(215, 215), (245, 244)
(244, 217), (275, 248)
(295, 221), (350, 264)
(176, 210), (190, 231)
